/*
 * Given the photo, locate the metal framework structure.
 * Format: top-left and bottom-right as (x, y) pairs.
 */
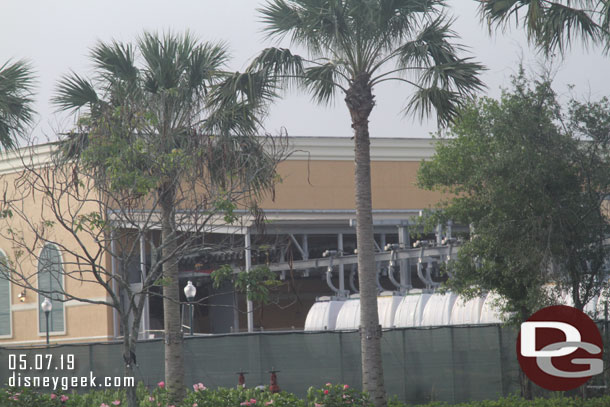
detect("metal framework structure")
(108, 208), (461, 334)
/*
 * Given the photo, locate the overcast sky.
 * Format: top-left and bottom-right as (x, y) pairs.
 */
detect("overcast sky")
(2, 0), (609, 142)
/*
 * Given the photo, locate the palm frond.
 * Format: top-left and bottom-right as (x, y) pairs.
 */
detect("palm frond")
(248, 47), (305, 88)
(90, 40), (138, 83)
(205, 69), (278, 134)
(540, 2), (602, 53)
(303, 62), (341, 104)
(0, 59), (35, 149)
(53, 72), (99, 112)
(377, 0), (445, 42)
(406, 85), (461, 127)
(419, 58), (486, 95)
(478, 0), (528, 28)
(479, 0), (605, 54)
(208, 70), (277, 110)
(187, 42), (229, 94)
(407, 56), (485, 127)
(204, 100), (262, 136)
(395, 15), (461, 69)
(258, 0), (303, 40)
(139, 31), (188, 91)
(259, 0), (351, 56)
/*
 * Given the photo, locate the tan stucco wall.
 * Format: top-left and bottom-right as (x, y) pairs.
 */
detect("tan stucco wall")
(259, 160), (444, 210)
(0, 139), (443, 344)
(0, 167), (113, 345)
(10, 305), (112, 345)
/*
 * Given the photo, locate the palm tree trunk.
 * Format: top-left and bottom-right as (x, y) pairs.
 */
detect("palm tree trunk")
(160, 183), (185, 403)
(345, 73), (387, 407)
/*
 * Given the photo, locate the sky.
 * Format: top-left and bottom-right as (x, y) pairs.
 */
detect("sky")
(1, 0), (609, 143)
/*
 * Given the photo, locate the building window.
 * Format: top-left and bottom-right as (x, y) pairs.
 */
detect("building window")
(38, 244), (64, 333)
(0, 251), (11, 336)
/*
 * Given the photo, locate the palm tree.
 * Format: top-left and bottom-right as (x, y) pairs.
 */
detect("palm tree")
(250, 1), (484, 405)
(478, 0), (610, 54)
(0, 59), (34, 149)
(53, 31), (276, 405)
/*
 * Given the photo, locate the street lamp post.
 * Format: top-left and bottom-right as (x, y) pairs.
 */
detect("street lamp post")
(41, 298), (52, 345)
(184, 281), (196, 336)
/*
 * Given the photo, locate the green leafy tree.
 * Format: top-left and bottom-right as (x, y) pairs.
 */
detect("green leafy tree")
(478, 0), (610, 54)
(249, 1), (485, 405)
(418, 71), (610, 398)
(0, 59), (35, 149)
(53, 31), (282, 405)
(418, 69), (610, 326)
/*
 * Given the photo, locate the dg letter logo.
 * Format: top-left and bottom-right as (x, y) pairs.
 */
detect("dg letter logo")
(517, 305), (604, 391)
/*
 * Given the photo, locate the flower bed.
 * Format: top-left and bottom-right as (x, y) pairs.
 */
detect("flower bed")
(2, 383), (610, 407)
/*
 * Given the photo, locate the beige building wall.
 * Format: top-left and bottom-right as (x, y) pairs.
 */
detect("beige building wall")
(260, 160), (443, 210)
(0, 137), (441, 344)
(0, 144), (114, 345)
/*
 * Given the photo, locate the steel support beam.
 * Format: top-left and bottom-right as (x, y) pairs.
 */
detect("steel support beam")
(139, 233), (150, 338)
(245, 229), (254, 332)
(265, 245), (458, 273)
(397, 225), (412, 289)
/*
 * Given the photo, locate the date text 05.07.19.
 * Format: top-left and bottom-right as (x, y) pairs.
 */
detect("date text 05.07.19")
(8, 354), (75, 371)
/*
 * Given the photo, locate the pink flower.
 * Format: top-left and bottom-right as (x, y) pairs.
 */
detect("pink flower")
(192, 404), (198, 407)
(149, 397), (155, 402)
(192, 382), (206, 391)
(323, 390), (329, 395)
(51, 394), (57, 400)
(265, 401), (274, 406)
(249, 399), (257, 404)
(343, 384), (349, 390)
(112, 401), (121, 406)
(240, 402), (250, 406)
(61, 395), (69, 402)
(100, 404), (109, 407)
(325, 383), (332, 387)
(315, 404), (323, 407)
(157, 381), (165, 388)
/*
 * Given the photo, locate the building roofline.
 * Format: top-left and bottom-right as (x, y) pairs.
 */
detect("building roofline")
(287, 136), (435, 161)
(0, 136), (436, 174)
(0, 142), (58, 176)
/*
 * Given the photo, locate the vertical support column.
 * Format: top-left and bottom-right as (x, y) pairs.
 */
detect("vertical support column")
(233, 229), (240, 332)
(380, 233), (386, 250)
(302, 235), (309, 260)
(110, 230), (119, 338)
(446, 220), (453, 240)
(397, 224), (412, 289)
(245, 228), (254, 333)
(232, 289), (240, 333)
(337, 233), (345, 294)
(436, 223), (443, 246)
(302, 234), (309, 277)
(139, 232), (150, 338)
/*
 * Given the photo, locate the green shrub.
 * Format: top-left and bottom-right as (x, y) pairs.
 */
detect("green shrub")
(306, 383), (370, 407)
(2, 384), (610, 407)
